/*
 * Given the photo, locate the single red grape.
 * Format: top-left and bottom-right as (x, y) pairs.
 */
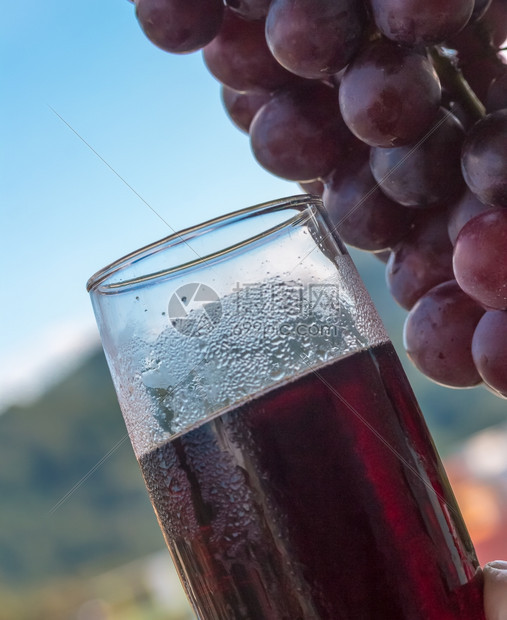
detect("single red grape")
(339, 39), (441, 148)
(203, 10), (297, 93)
(461, 110), (507, 207)
(453, 208), (507, 310)
(135, 0), (224, 53)
(249, 82), (350, 181)
(403, 280), (484, 388)
(370, 108), (465, 207)
(472, 310), (507, 396)
(265, 0), (366, 79)
(386, 208), (455, 309)
(369, 0), (474, 46)
(323, 153), (415, 251)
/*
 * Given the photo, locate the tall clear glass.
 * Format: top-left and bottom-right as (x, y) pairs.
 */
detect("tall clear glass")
(87, 195), (484, 619)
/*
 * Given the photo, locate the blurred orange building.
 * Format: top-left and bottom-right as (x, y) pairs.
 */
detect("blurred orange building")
(445, 422), (507, 565)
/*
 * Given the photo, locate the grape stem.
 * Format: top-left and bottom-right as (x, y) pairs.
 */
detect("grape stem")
(430, 47), (486, 122)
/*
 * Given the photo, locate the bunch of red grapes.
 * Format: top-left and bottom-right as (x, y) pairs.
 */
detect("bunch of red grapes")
(132, 0), (507, 398)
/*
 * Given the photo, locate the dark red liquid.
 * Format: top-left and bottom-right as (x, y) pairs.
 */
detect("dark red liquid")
(139, 342), (484, 619)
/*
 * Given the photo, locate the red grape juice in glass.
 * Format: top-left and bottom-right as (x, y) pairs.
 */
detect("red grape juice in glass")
(88, 196), (484, 619)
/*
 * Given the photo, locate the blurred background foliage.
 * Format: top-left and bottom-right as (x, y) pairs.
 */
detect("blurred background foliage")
(0, 250), (506, 619)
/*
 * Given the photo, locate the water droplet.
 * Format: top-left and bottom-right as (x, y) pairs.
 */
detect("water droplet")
(270, 367), (285, 382)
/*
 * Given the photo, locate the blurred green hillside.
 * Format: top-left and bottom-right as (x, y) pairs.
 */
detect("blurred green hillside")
(0, 349), (164, 590)
(0, 350), (173, 618)
(0, 250), (505, 618)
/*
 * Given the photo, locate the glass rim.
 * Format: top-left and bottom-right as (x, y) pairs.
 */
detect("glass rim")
(86, 194), (323, 294)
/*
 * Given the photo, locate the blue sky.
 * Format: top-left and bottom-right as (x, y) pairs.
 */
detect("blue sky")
(0, 0), (295, 408)
(3, 1), (505, 419)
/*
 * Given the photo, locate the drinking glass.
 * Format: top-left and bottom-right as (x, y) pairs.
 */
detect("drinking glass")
(87, 195), (484, 619)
